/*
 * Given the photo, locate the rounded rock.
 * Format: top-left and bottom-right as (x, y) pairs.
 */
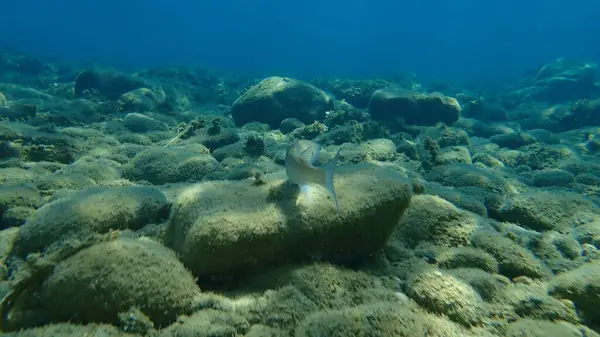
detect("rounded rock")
(231, 76), (333, 128)
(38, 238), (200, 327)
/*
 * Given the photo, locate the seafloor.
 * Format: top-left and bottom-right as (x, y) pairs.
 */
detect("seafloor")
(0, 53), (599, 337)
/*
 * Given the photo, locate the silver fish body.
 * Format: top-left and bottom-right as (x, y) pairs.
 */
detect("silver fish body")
(284, 140), (340, 215)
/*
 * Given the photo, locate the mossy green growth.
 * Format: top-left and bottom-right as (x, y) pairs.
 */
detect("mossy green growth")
(549, 261), (600, 325)
(471, 231), (551, 279)
(167, 164), (413, 279)
(35, 238), (200, 328)
(296, 302), (481, 337)
(12, 186), (170, 256)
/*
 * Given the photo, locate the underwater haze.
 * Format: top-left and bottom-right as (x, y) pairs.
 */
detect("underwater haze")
(1, 0), (600, 82)
(4, 0), (600, 336)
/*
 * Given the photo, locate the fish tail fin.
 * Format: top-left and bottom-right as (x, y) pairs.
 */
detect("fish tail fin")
(324, 148), (341, 216)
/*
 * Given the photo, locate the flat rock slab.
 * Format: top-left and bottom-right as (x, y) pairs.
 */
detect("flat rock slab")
(166, 164), (413, 279)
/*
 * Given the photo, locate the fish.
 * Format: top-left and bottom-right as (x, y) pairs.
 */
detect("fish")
(285, 140), (341, 215)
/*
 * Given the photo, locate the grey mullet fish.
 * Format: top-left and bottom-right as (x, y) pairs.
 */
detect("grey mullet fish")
(284, 140), (341, 215)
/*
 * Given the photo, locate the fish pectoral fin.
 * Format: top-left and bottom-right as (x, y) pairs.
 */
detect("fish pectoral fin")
(300, 184), (312, 203)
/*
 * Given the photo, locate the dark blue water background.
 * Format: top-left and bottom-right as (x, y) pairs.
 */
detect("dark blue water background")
(1, 0), (599, 85)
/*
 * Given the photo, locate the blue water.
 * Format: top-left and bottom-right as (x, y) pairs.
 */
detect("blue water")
(1, 0), (599, 84)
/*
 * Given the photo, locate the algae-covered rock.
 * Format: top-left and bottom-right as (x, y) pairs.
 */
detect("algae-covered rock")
(405, 268), (485, 326)
(118, 87), (166, 113)
(288, 121), (328, 140)
(121, 145), (224, 184)
(472, 152), (505, 169)
(13, 186), (170, 256)
(167, 164), (413, 278)
(515, 143), (577, 170)
(295, 301), (480, 337)
(212, 140), (261, 162)
(453, 118), (507, 138)
(423, 182), (488, 216)
(449, 268), (509, 302)
(497, 190), (600, 232)
(245, 263), (399, 310)
(489, 132), (537, 149)
(532, 168), (575, 187)
(504, 319), (595, 337)
(2, 207), (35, 228)
(437, 247), (499, 273)
(196, 127), (240, 151)
(572, 218), (600, 247)
(34, 238), (199, 328)
(394, 194), (486, 248)
(58, 155), (122, 185)
(495, 281), (581, 324)
(0, 323), (139, 337)
(435, 146), (472, 165)
(425, 163), (513, 195)
(353, 138), (397, 162)
(461, 98), (508, 121)
(500, 58), (599, 107)
(1, 123), (86, 164)
(244, 324), (285, 337)
(0, 227), (19, 279)
(74, 69), (146, 100)
(369, 87), (461, 126)
(40, 97), (114, 126)
(310, 78), (389, 108)
(420, 124), (471, 148)
(158, 309), (250, 337)
(238, 286), (319, 334)
(529, 231), (583, 274)
(231, 76), (334, 128)
(0, 105), (37, 121)
(0, 185), (42, 222)
(123, 112), (168, 132)
(118, 307), (154, 335)
(471, 231), (551, 279)
(560, 98), (600, 132)
(314, 120), (385, 146)
(280, 117), (305, 134)
(548, 261), (600, 324)
(33, 171), (98, 193)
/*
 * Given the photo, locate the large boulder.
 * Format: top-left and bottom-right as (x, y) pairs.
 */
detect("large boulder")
(166, 164), (413, 279)
(2, 238), (200, 330)
(230, 76), (334, 128)
(500, 58), (600, 107)
(74, 69), (146, 100)
(12, 186), (170, 256)
(369, 87), (461, 126)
